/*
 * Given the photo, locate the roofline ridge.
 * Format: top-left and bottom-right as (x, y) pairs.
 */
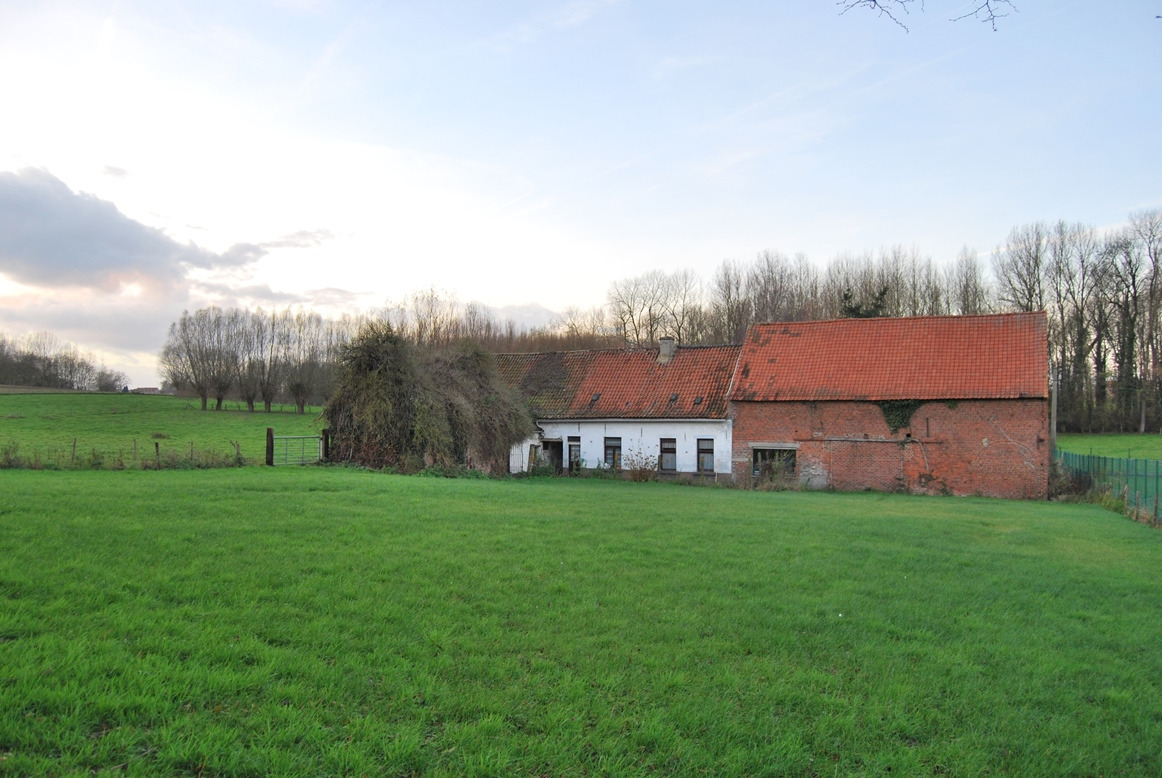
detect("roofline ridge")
(749, 311), (1047, 327)
(497, 342), (744, 358)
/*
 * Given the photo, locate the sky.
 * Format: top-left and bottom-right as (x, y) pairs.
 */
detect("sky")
(0, 0), (1158, 387)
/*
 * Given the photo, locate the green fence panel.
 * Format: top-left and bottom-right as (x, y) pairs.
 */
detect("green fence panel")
(1056, 449), (1161, 523)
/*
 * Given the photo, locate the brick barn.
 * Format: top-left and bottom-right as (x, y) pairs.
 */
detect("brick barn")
(728, 312), (1050, 499)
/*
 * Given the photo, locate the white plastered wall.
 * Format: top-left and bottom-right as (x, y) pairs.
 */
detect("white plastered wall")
(509, 419), (733, 476)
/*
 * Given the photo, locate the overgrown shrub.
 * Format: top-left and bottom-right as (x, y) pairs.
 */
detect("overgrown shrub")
(622, 447), (658, 482)
(0, 441), (21, 469)
(751, 459), (798, 491)
(324, 322), (533, 471)
(1049, 458), (1090, 499)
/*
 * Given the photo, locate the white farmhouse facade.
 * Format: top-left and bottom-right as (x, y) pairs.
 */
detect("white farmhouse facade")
(497, 339), (741, 480)
(509, 418), (734, 478)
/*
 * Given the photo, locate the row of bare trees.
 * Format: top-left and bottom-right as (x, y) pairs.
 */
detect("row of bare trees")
(602, 245), (993, 347)
(159, 308), (349, 413)
(0, 331), (128, 392)
(994, 213), (1162, 433)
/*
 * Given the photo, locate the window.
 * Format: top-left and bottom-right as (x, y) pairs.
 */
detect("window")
(660, 438), (677, 472)
(697, 439), (714, 473)
(568, 436), (581, 473)
(604, 437), (622, 470)
(753, 448), (796, 481)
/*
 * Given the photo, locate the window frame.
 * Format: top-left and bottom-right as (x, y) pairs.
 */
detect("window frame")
(604, 437), (622, 470)
(659, 438), (677, 473)
(696, 438), (715, 473)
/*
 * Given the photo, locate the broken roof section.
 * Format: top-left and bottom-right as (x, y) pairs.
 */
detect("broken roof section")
(496, 344), (742, 420)
(731, 312), (1049, 403)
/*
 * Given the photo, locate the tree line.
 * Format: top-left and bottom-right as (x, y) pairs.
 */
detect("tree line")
(159, 307), (347, 413)
(158, 208), (1161, 433)
(0, 331), (128, 392)
(155, 291), (620, 414)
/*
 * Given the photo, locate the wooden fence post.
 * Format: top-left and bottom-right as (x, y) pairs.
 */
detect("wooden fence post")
(266, 428), (275, 467)
(322, 429), (330, 462)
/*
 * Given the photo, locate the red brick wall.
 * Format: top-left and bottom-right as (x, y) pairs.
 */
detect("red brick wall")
(730, 399), (1049, 499)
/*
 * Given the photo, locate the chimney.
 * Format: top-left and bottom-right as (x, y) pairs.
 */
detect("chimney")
(658, 337), (677, 364)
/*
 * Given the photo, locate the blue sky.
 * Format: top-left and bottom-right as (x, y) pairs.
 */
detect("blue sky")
(0, 1), (1158, 385)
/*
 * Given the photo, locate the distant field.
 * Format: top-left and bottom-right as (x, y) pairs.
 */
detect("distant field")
(1, 470), (1160, 776)
(1057, 432), (1162, 460)
(0, 392), (322, 468)
(0, 385), (76, 394)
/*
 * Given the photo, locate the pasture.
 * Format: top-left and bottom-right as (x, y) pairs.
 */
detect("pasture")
(0, 392), (321, 468)
(1057, 431), (1162, 461)
(2, 469), (1160, 776)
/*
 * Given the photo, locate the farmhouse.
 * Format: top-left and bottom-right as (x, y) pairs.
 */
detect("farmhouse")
(500, 312), (1050, 499)
(495, 338), (741, 479)
(729, 312), (1050, 499)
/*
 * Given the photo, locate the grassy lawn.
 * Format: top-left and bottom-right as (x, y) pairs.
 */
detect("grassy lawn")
(2, 470), (1160, 776)
(1056, 432), (1162, 460)
(0, 393), (321, 468)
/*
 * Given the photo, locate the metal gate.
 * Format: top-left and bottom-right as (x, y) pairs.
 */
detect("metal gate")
(266, 428), (329, 466)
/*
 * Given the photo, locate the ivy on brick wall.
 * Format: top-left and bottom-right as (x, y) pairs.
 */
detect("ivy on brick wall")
(877, 400), (924, 434)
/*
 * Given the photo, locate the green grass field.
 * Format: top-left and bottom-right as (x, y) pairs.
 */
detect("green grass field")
(0, 392), (321, 468)
(1057, 432), (1162, 460)
(2, 469), (1160, 776)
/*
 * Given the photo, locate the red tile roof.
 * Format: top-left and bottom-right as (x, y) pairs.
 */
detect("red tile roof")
(496, 344), (742, 420)
(730, 313), (1048, 402)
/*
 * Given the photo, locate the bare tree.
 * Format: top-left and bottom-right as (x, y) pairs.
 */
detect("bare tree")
(824, 252), (892, 318)
(159, 310), (220, 409)
(94, 366), (128, 393)
(838, 0), (1016, 31)
(894, 247), (947, 317)
(254, 308), (291, 413)
(1046, 222), (1099, 430)
(1131, 209), (1162, 429)
(660, 269), (708, 344)
(1101, 233), (1146, 430)
(232, 309), (263, 412)
(551, 306), (616, 350)
(748, 250), (790, 323)
(708, 260), (752, 343)
(284, 310), (326, 414)
(406, 287), (460, 348)
(607, 271), (669, 346)
(993, 222), (1048, 313)
(787, 253), (826, 321)
(945, 247), (992, 316)
(205, 307), (239, 410)
(53, 344), (96, 391)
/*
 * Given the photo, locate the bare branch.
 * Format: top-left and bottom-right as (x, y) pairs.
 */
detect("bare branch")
(840, 0), (1018, 32)
(949, 1), (1016, 31)
(837, 0), (919, 31)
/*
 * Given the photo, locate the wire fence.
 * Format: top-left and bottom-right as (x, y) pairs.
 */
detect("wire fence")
(1056, 449), (1162, 524)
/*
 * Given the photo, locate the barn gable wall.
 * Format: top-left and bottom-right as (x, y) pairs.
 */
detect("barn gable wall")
(730, 398), (1050, 499)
